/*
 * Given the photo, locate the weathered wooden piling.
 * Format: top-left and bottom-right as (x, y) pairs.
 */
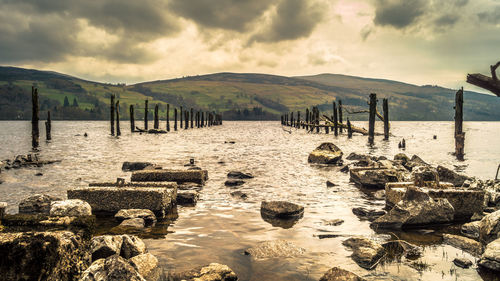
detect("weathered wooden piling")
(333, 101), (338, 136)
(166, 104), (170, 132)
(201, 112), (204, 128)
(338, 100), (343, 133)
(190, 108), (194, 128)
(305, 108), (309, 130)
(130, 105), (135, 132)
(174, 108), (178, 131)
(347, 118), (352, 138)
(368, 93), (377, 144)
(31, 87), (39, 148)
(116, 101), (121, 136)
(185, 110), (189, 129)
(315, 107), (320, 133)
(297, 111), (300, 127)
(180, 106), (183, 128)
(383, 98), (389, 140)
(154, 104), (159, 129)
(196, 111), (200, 128)
(454, 88), (465, 160)
(144, 100), (148, 131)
(45, 111), (51, 141)
(110, 94), (115, 136)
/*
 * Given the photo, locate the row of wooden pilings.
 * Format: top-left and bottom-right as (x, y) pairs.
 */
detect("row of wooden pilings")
(31, 87), (51, 149)
(280, 94), (390, 145)
(109, 95), (223, 136)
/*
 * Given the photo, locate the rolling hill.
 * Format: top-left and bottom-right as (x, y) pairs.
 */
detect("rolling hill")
(0, 66), (499, 121)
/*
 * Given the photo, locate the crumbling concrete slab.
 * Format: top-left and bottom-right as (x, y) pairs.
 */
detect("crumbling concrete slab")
(131, 169), (208, 184)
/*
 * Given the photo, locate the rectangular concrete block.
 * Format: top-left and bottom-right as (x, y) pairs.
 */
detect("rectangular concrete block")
(67, 186), (177, 217)
(89, 182), (177, 188)
(131, 169), (208, 184)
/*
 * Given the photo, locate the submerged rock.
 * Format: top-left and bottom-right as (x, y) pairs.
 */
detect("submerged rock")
(453, 257), (473, 268)
(129, 253), (160, 281)
(176, 191), (200, 205)
(479, 210), (500, 245)
(319, 266), (366, 281)
(326, 180), (337, 187)
(230, 191), (248, 199)
(115, 209), (157, 226)
(478, 237), (500, 272)
(18, 194), (62, 215)
(342, 237), (385, 270)
(122, 162), (154, 171)
(324, 219), (344, 226)
(261, 201), (304, 219)
(50, 199), (92, 217)
(308, 143), (343, 164)
(227, 171), (254, 179)
(79, 255), (145, 281)
(372, 187), (455, 229)
(352, 207), (386, 222)
(0, 231), (91, 281)
(119, 218), (146, 229)
(443, 234), (483, 256)
(224, 179), (245, 187)
(170, 263), (237, 281)
(382, 240), (422, 259)
(245, 240), (305, 258)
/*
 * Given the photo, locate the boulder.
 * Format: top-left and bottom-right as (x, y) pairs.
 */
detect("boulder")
(453, 258), (473, 268)
(443, 234), (483, 256)
(79, 255), (145, 281)
(342, 237), (385, 270)
(346, 152), (372, 161)
(393, 153), (410, 163)
(261, 201), (304, 219)
(170, 263), (237, 281)
(119, 218), (145, 229)
(91, 235), (123, 261)
(479, 210), (500, 245)
(176, 191), (200, 205)
(18, 194), (62, 215)
(437, 165), (471, 187)
(0, 231), (91, 281)
(411, 166), (439, 187)
(115, 209), (157, 226)
(319, 266), (366, 281)
(244, 240), (305, 258)
(350, 168), (402, 189)
(50, 199), (92, 217)
(224, 179), (245, 187)
(478, 237), (500, 272)
(131, 169), (208, 184)
(308, 143), (343, 164)
(352, 207), (385, 222)
(122, 162), (154, 171)
(372, 187), (455, 229)
(121, 235), (147, 259)
(129, 253), (160, 281)
(461, 221), (480, 240)
(227, 171), (254, 179)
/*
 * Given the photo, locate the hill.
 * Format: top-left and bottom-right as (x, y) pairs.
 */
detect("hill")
(0, 66), (499, 121)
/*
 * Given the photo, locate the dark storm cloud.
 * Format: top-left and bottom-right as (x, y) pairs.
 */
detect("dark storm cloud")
(478, 6), (500, 25)
(0, 0), (177, 64)
(250, 0), (326, 43)
(373, 0), (428, 29)
(434, 14), (459, 27)
(168, 0), (276, 32)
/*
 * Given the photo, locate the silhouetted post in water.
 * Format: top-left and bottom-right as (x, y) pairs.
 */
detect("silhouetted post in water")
(32, 87), (39, 148)
(154, 104), (159, 129)
(297, 111), (300, 128)
(129, 105), (135, 132)
(110, 94), (115, 136)
(454, 88), (465, 160)
(368, 93), (377, 145)
(347, 118), (352, 138)
(45, 111), (51, 141)
(190, 108), (194, 128)
(116, 101), (121, 136)
(338, 100), (343, 133)
(185, 111), (188, 129)
(383, 98), (389, 140)
(281, 115), (284, 125)
(201, 112), (204, 128)
(315, 107), (320, 133)
(166, 104), (170, 132)
(144, 100), (148, 130)
(180, 106), (183, 129)
(305, 108), (309, 130)
(196, 112), (199, 128)
(174, 108), (178, 131)
(325, 124), (329, 134)
(333, 101), (338, 136)
(290, 112), (293, 128)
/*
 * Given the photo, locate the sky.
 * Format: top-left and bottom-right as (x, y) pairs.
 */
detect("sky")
(0, 0), (499, 92)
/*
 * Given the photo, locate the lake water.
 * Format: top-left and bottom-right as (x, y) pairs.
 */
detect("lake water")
(0, 121), (499, 280)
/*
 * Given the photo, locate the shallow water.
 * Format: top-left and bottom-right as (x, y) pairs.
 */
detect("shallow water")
(0, 120), (499, 280)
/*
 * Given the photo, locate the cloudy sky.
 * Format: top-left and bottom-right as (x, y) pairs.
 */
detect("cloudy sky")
(0, 0), (499, 91)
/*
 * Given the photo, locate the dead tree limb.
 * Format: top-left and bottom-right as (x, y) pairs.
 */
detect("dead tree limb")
(467, 61), (500, 97)
(343, 108), (385, 121)
(322, 115), (383, 136)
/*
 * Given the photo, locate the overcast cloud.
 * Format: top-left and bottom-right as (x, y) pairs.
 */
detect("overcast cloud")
(0, 0), (498, 92)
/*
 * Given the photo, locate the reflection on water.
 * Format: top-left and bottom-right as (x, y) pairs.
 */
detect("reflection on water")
(0, 121), (499, 281)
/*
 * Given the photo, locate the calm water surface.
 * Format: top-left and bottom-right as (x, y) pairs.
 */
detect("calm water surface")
(0, 121), (499, 281)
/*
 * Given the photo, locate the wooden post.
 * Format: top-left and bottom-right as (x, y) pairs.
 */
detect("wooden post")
(338, 100), (343, 133)
(201, 112), (204, 127)
(174, 108), (178, 131)
(325, 125), (329, 134)
(368, 93), (377, 145)
(45, 110), (51, 141)
(185, 110), (189, 129)
(196, 111), (200, 128)
(383, 98), (389, 140)
(32, 87), (40, 148)
(305, 108), (309, 130)
(154, 104), (159, 129)
(297, 111), (300, 127)
(290, 112), (293, 128)
(333, 101), (338, 136)
(144, 100), (148, 130)
(110, 94), (115, 136)
(190, 108), (194, 128)
(116, 101), (121, 136)
(130, 105), (135, 132)
(455, 88), (465, 160)
(166, 104), (170, 132)
(180, 106), (183, 128)
(347, 118), (353, 138)
(315, 107), (320, 133)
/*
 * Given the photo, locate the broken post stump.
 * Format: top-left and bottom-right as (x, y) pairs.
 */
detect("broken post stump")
(190, 108), (194, 128)
(116, 101), (121, 136)
(185, 110), (189, 129)
(144, 100), (148, 131)
(166, 104), (170, 132)
(455, 88), (465, 160)
(45, 110), (51, 141)
(31, 87), (39, 148)
(180, 106), (183, 129)
(383, 98), (389, 140)
(333, 101), (338, 136)
(305, 108), (309, 130)
(174, 108), (178, 131)
(130, 105), (135, 132)
(347, 118), (352, 138)
(110, 94), (115, 136)
(154, 104), (159, 129)
(368, 93), (377, 145)
(338, 100), (343, 133)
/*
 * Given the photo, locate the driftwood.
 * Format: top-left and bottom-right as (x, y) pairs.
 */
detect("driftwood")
(466, 61), (500, 97)
(344, 107), (385, 121)
(321, 115), (383, 136)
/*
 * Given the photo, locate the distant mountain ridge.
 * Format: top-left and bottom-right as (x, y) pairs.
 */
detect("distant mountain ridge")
(0, 66), (499, 121)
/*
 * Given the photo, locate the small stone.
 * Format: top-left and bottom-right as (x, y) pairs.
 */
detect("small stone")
(115, 209), (156, 226)
(261, 201), (304, 219)
(172, 263), (237, 281)
(308, 143), (343, 164)
(326, 181), (337, 187)
(352, 207), (385, 222)
(319, 267), (366, 281)
(119, 218), (145, 229)
(340, 165), (349, 173)
(177, 191), (199, 205)
(122, 161), (154, 171)
(245, 240), (305, 258)
(230, 191), (248, 199)
(227, 171), (254, 179)
(373, 190), (385, 200)
(324, 219), (344, 226)
(224, 179), (245, 187)
(453, 258), (473, 268)
(35, 172), (43, 176)
(343, 237), (385, 269)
